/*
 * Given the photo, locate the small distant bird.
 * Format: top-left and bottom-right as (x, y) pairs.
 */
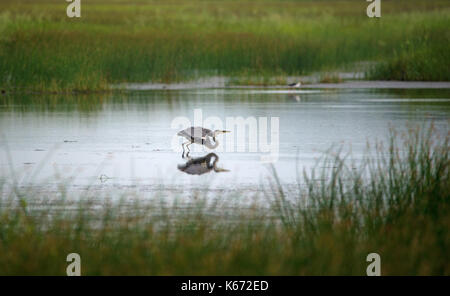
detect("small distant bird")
(178, 153), (229, 175)
(99, 174), (110, 183)
(177, 127), (230, 156)
(288, 82), (302, 88)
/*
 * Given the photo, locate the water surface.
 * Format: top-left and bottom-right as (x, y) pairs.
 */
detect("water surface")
(1, 88), (449, 198)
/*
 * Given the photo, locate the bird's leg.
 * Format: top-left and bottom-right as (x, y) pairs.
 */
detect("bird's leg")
(182, 141), (191, 158)
(181, 142), (185, 157)
(185, 142), (192, 157)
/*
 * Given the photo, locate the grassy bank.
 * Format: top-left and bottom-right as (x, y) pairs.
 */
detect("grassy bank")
(0, 126), (448, 275)
(0, 0), (449, 92)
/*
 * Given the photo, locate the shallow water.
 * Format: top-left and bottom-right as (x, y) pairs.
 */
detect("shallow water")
(0, 88), (449, 198)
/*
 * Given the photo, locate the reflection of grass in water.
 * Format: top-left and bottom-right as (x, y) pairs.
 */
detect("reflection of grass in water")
(0, 92), (111, 113)
(0, 125), (448, 275)
(2, 89), (327, 115)
(0, 0), (449, 92)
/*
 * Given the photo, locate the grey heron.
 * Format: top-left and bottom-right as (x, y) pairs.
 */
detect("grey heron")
(177, 127), (230, 156)
(288, 82), (302, 88)
(178, 153), (229, 175)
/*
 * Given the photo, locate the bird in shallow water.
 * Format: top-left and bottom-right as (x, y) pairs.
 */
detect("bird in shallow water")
(178, 153), (229, 175)
(288, 82), (302, 88)
(177, 127), (230, 157)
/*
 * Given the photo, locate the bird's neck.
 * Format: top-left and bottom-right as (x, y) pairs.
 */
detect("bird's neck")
(204, 137), (219, 149)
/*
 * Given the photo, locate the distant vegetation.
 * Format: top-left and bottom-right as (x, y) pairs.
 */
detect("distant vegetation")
(0, 126), (448, 275)
(0, 0), (449, 91)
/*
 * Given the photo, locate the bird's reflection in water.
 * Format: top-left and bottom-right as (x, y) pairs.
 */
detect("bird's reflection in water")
(288, 95), (301, 102)
(177, 153), (229, 175)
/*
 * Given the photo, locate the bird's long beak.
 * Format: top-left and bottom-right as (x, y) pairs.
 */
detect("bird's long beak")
(214, 167), (230, 173)
(222, 130), (230, 134)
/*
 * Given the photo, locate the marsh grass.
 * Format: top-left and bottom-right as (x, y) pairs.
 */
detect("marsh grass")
(226, 73), (288, 86)
(0, 0), (449, 92)
(367, 41), (450, 81)
(319, 73), (343, 84)
(0, 125), (448, 275)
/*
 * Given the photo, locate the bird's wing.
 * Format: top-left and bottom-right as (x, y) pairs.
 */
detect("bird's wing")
(177, 129), (191, 138)
(200, 127), (212, 137)
(179, 127), (212, 138)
